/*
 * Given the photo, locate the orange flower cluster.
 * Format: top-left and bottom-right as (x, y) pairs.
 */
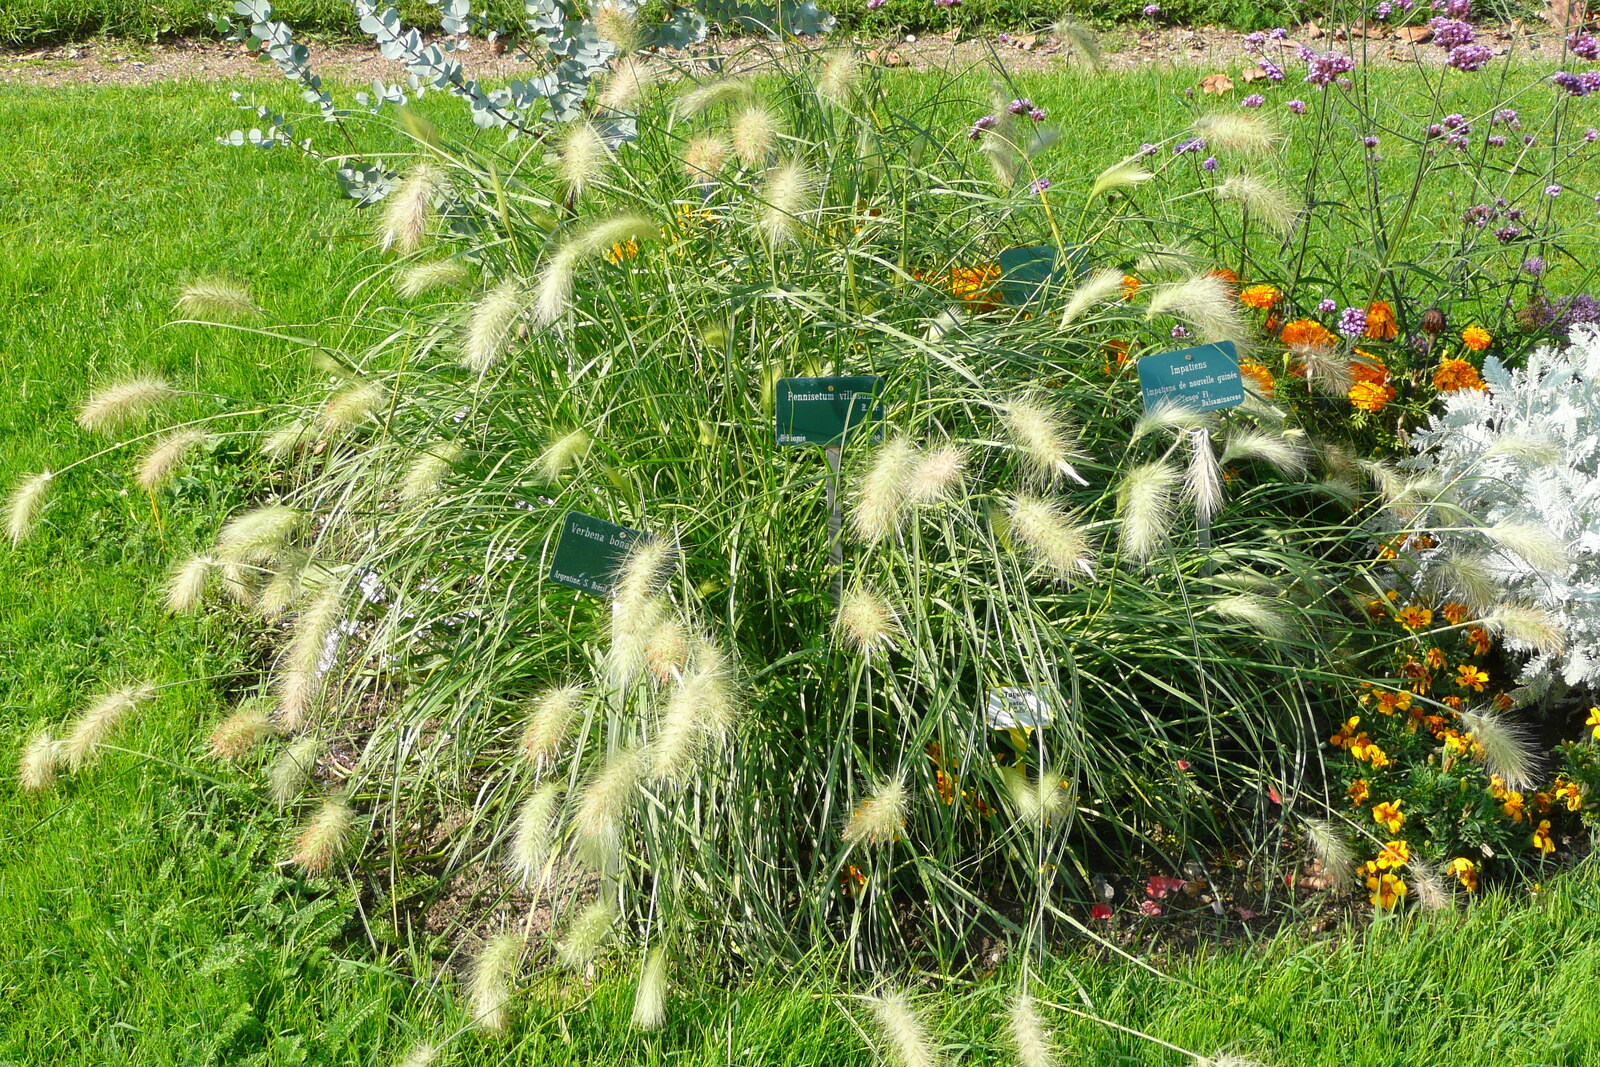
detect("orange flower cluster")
(1348, 352), (1396, 413)
(1238, 361), (1276, 398)
(1240, 284), (1282, 310)
(1434, 357), (1485, 392)
(947, 264), (1002, 308)
(1364, 300), (1398, 340)
(1462, 324), (1492, 351)
(1330, 716), (1391, 768)
(1281, 318), (1337, 349)
(1121, 274), (1140, 300)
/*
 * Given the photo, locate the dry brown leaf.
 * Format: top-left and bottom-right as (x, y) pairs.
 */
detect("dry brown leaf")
(1394, 23), (1434, 42)
(1240, 65), (1268, 82)
(1200, 72), (1234, 94)
(1012, 32), (1038, 50)
(1303, 20), (1326, 38)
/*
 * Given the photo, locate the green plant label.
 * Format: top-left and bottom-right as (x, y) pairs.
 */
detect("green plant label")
(1136, 341), (1244, 413)
(775, 377), (886, 447)
(997, 244), (1088, 305)
(549, 511), (644, 597)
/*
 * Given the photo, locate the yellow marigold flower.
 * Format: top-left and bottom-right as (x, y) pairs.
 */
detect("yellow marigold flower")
(1586, 706), (1600, 740)
(1456, 664), (1489, 692)
(606, 238), (640, 264)
(1425, 648), (1447, 670)
(1555, 779), (1584, 812)
(1365, 744), (1391, 770)
(1364, 300), (1398, 340)
(1443, 730), (1470, 755)
(1348, 778), (1371, 806)
(1238, 360), (1276, 397)
(1441, 602), (1471, 625)
(1348, 379), (1397, 413)
(1449, 857), (1479, 892)
(1433, 357), (1485, 392)
(1280, 318), (1337, 349)
(1461, 324), (1491, 351)
(1367, 870), (1407, 910)
(1121, 274), (1140, 300)
(1532, 819), (1555, 854)
(1396, 605), (1433, 631)
(1240, 284), (1281, 310)
(1376, 839), (1411, 869)
(1534, 791), (1553, 813)
(1373, 799), (1404, 834)
(1467, 626), (1491, 656)
(1502, 791), (1526, 823)
(1349, 352), (1391, 386)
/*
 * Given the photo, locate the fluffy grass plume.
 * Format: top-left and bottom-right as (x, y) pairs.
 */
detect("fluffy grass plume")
(378, 161), (443, 253)
(908, 445), (967, 504)
(599, 55), (656, 111)
(868, 990), (941, 1067)
(64, 682), (154, 771)
(6, 470), (54, 546)
(556, 898), (618, 969)
(593, 1), (640, 54)
(1059, 267), (1127, 326)
(462, 277), (528, 373)
(731, 103), (782, 165)
(400, 441), (464, 501)
(137, 429), (207, 492)
(216, 503), (303, 562)
(538, 429), (591, 483)
(674, 77), (755, 117)
(321, 380), (386, 434)
(1001, 397), (1086, 486)
(506, 782), (563, 886)
(608, 596), (665, 691)
(1131, 401), (1208, 442)
(18, 730), (65, 792)
(843, 775), (908, 847)
(1409, 859), (1450, 910)
(1458, 707), (1540, 790)
(682, 134), (732, 182)
(1193, 112), (1281, 155)
(1208, 594), (1294, 640)
(520, 684), (587, 767)
(290, 795), (355, 876)
(268, 734), (324, 808)
(1215, 173), (1300, 236)
(572, 748), (643, 870)
(815, 48), (863, 107)
(468, 932), (524, 1033)
(647, 640), (741, 779)
(851, 436), (916, 543)
(1482, 520), (1569, 573)
(1053, 16), (1104, 69)
(835, 586), (905, 654)
(1003, 765), (1069, 825)
(1485, 603), (1567, 655)
(631, 946), (669, 1030)
(262, 418), (314, 461)
(1435, 551), (1501, 614)
(174, 278), (259, 319)
(1008, 992), (1058, 1067)
(613, 536), (674, 612)
(1146, 274), (1248, 344)
(208, 701), (277, 760)
(1117, 460), (1179, 562)
(77, 376), (176, 434)
(1219, 429), (1307, 474)
(395, 1043), (439, 1067)
(1087, 157), (1152, 202)
(756, 159), (819, 245)
(259, 548), (313, 619)
(278, 585), (344, 731)
(559, 121), (611, 198)
(533, 214), (660, 326)
(1303, 818), (1354, 888)
(644, 616), (690, 682)
(1185, 428), (1224, 523)
(397, 259), (472, 298)
(1005, 494), (1094, 580)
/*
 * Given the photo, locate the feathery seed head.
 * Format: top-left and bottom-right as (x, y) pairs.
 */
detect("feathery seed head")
(572, 748), (642, 871)
(1484, 603), (1567, 655)
(78, 377), (177, 434)
(1003, 764), (1070, 825)
(1218, 429), (1306, 474)
(400, 441), (464, 502)
(1208, 593), (1294, 639)
(1053, 17), (1105, 69)
(463, 277), (528, 373)
(378, 161), (444, 254)
(632, 946), (669, 1030)
(18, 730), (65, 792)
(1146, 274), (1248, 345)
(1194, 112), (1281, 155)
(1008, 992), (1058, 1067)
(396, 1043), (439, 1067)
(1005, 494), (1094, 580)
(278, 585), (344, 732)
(1215, 173), (1300, 236)
(521, 684), (587, 767)
(1060, 267), (1129, 326)
(468, 932), (524, 1033)
(599, 55), (657, 111)
(756, 159), (819, 246)
(608, 595), (664, 692)
(174, 278), (260, 319)
(644, 617), (691, 684)
(835, 586), (904, 654)
(268, 734), (324, 808)
(559, 121), (612, 197)
(593, 1), (641, 54)
(397, 258), (472, 298)
(1482, 520), (1568, 573)
(613, 536), (674, 612)
(557, 898), (618, 970)
(732, 104), (782, 166)
(321, 381), (386, 434)
(217, 504), (303, 563)
(1436, 551), (1501, 614)
(1002, 397), (1085, 487)
(5, 470), (54, 547)
(64, 682), (154, 772)
(1118, 461), (1179, 562)
(868, 990), (941, 1067)
(533, 215), (659, 327)
(674, 77), (756, 117)
(538, 430), (591, 483)
(1408, 859), (1450, 910)
(138, 430), (207, 492)
(908, 445), (968, 504)
(1302, 818), (1354, 888)
(1185, 428), (1225, 522)
(1132, 401), (1209, 442)
(259, 549), (313, 619)
(843, 775), (909, 847)
(1458, 707), (1539, 791)
(816, 49), (864, 107)
(262, 419), (314, 461)
(506, 782), (563, 887)
(208, 703), (277, 760)
(851, 436), (917, 544)
(290, 795), (355, 876)
(646, 638), (740, 781)
(682, 134), (732, 182)
(1088, 157), (1153, 201)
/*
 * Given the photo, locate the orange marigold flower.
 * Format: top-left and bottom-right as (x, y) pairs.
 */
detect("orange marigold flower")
(1554, 778), (1584, 812)
(1238, 361), (1276, 398)
(1367, 869), (1407, 910)
(1348, 778), (1371, 806)
(1448, 857), (1479, 892)
(1350, 351), (1390, 385)
(1466, 626), (1491, 656)
(1425, 647), (1447, 670)
(1121, 274), (1140, 300)
(1532, 819), (1555, 855)
(1441, 602), (1471, 625)
(1462, 324), (1491, 351)
(1396, 605), (1433, 631)
(1433, 357), (1485, 392)
(1373, 799), (1405, 834)
(1493, 691), (1513, 712)
(1281, 318), (1337, 349)
(1208, 267), (1240, 285)
(1364, 300), (1399, 340)
(1456, 663), (1489, 692)
(1502, 791), (1526, 823)
(1240, 284), (1282, 310)
(1376, 839), (1411, 869)
(1349, 379), (1397, 413)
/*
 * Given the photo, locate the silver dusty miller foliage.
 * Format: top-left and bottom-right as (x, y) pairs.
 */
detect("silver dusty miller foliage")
(1405, 325), (1600, 695)
(213, 0), (833, 201)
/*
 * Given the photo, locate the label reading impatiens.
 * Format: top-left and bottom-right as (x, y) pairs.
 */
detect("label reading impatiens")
(1136, 340), (1245, 413)
(775, 377), (886, 448)
(549, 511), (644, 597)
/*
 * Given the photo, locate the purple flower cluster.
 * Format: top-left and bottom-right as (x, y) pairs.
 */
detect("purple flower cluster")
(1202, 156), (1218, 170)
(1495, 225), (1524, 243)
(1363, 134), (1380, 147)
(1448, 44), (1493, 71)
(1487, 134), (1507, 147)
(1287, 98), (1307, 114)
(1174, 137), (1208, 154)
(1339, 307), (1368, 337)
(1570, 32), (1600, 60)
(1374, 1), (1393, 18)
(1552, 70), (1600, 96)
(1242, 93), (1265, 108)
(1444, 113), (1470, 131)
(1318, 298), (1337, 313)
(1259, 59), (1285, 81)
(1304, 50), (1356, 88)
(1522, 257), (1546, 277)
(1143, 3), (1161, 15)
(1008, 98), (1046, 121)
(1171, 325), (1190, 338)
(1553, 293), (1600, 338)
(1547, 184), (1565, 197)
(933, 0), (960, 8)
(1433, 0), (1470, 16)
(1429, 18), (1475, 49)
(866, 0), (886, 8)
(968, 114), (998, 140)
(1029, 177), (1051, 194)
(1492, 108), (1521, 128)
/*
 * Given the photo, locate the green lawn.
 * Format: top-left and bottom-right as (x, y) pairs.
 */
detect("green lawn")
(3, 74), (1600, 1065)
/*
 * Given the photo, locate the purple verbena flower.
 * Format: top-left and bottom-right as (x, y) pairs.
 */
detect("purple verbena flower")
(1587, 127), (1599, 142)
(1570, 32), (1600, 60)
(1495, 225), (1524, 243)
(1505, 207), (1524, 221)
(1270, 26), (1289, 38)
(1487, 134), (1507, 146)
(1364, 134), (1380, 147)
(1448, 43), (1493, 71)
(1242, 93), (1265, 108)
(1374, 1), (1393, 17)
(1522, 257), (1546, 276)
(1202, 156), (1218, 170)
(1552, 70), (1600, 96)
(1429, 17), (1475, 49)
(1139, 142), (1159, 156)
(1318, 298), (1337, 313)
(1304, 51), (1356, 88)
(1259, 59), (1285, 81)
(1446, 132), (1470, 150)
(1172, 325), (1190, 338)
(1174, 137), (1207, 154)
(1243, 31), (1265, 52)
(1143, 3), (1162, 15)
(1339, 307), (1368, 337)
(1426, 122), (1444, 138)
(968, 114), (998, 140)
(1547, 184), (1564, 196)
(1008, 98), (1035, 116)
(1288, 98), (1308, 114)
(1443, 113), (1469, 130)
(1029, 177), (1051, 194)
(1493, 108), (1521, 128)
(1434, 0), (1470, 16)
